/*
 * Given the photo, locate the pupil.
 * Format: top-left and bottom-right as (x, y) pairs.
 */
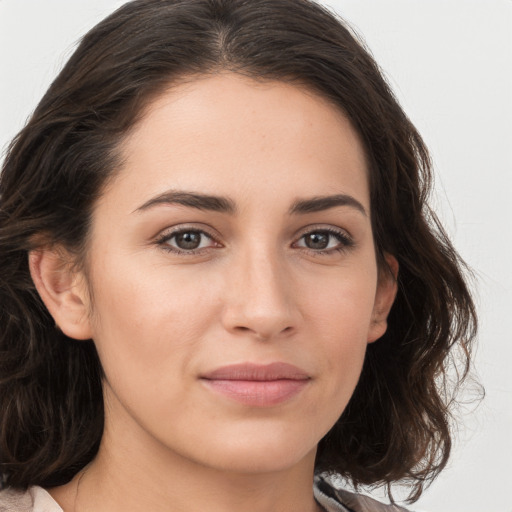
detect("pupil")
(306, 232), (329, 249)
(176, 232), (201, 250)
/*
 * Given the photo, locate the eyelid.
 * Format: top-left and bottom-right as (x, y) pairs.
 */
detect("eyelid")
(293, 223), (353, 240)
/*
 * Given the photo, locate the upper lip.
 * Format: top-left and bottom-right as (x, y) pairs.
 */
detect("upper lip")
(201, 362), (310, 381)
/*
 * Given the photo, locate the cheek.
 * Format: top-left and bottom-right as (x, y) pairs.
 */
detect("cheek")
(302, 261), (378, 340)
(299, 264), (377, 401)
(86, 254), (221, 383)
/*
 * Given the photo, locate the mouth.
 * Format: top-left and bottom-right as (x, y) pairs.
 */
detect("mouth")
(200, 362), (311, 407)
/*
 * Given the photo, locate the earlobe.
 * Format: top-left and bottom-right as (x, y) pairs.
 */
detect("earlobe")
(28, 248), (93, 340)
(367, 253), (399, 344)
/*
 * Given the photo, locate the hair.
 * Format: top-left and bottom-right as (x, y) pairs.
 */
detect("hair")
(0, 0), (477, 503)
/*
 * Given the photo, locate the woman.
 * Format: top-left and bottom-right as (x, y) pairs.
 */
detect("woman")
(0, 1), (477, 511)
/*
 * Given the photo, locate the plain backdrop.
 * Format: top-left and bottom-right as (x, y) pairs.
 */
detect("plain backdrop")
(1, 1), (511, 511)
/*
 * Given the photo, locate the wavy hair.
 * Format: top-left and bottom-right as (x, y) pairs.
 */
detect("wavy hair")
(0, 0), (477, 502)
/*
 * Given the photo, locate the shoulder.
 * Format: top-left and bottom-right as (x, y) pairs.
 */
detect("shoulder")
(0, 488), (33, 512)
(0, 486), (62, 512)
(314, 474), (413, 512)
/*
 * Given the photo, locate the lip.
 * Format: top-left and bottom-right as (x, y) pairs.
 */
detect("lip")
(200, 362), (311, 407)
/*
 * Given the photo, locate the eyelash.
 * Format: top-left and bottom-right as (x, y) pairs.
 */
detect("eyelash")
(155, 226), (354, 256)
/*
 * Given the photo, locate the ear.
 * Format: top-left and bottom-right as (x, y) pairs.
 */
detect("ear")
(28, 247), (93, 340)
(367, 253), (399, 343)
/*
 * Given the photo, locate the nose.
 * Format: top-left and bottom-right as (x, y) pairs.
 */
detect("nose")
(221, 246), (299, 341)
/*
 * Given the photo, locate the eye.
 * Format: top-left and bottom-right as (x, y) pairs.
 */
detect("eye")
(156, 228), (219, 254)
(295, 228), (353, 253)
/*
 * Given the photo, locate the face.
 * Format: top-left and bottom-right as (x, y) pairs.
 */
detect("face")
(58, 73), (396, 474)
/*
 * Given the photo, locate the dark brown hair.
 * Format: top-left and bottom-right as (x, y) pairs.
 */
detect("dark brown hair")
(0, 0), (476, 502)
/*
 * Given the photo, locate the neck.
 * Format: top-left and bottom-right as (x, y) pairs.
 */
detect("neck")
(80, 452), (320, 512)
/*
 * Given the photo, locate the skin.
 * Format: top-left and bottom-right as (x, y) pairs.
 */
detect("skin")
(30, 72), (397, 512)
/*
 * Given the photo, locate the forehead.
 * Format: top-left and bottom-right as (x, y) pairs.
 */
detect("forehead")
(105, 72), (370, 212)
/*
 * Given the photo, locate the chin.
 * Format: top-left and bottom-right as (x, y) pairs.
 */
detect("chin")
(185, 429), (319, 475)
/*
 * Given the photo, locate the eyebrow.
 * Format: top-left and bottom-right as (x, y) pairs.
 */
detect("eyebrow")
(289, 194), (367, 217)
(134, 190), (237, 214)
(134, 190), (367, 217)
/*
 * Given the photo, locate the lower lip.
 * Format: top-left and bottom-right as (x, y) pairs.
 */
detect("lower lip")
(201, 379), (309, 406)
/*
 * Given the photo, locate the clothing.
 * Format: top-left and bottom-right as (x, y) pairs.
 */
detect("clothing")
(0, 485), (60, 512)
(0, 474), (411, 512)
(313, 475), (412, 512)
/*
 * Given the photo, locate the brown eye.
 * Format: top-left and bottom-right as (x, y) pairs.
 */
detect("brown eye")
(174, 231), (203, 250)
(304, 232), (330, 250)
(158, 229), (218, 253)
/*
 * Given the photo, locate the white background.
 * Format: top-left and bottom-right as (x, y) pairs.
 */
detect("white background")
(1, 1), (511, 511)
